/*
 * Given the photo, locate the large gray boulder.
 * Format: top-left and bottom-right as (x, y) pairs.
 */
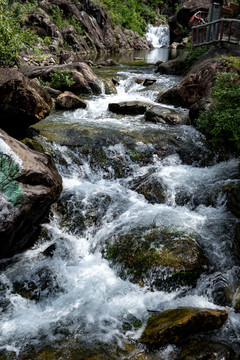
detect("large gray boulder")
(0, 129), (62, 259)
(0, 68), (52, 139)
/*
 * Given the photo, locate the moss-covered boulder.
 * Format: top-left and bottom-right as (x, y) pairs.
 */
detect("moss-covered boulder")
(103, 228), (206, 290)
(139, 308), (228, 349)
(178, 340), (238, 360)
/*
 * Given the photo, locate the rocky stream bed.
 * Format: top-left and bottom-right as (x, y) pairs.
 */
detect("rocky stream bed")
(0, 44), (240, 359)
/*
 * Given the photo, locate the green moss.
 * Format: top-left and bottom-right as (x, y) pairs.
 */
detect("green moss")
(0, 154), (23, 207)
(104, 228), (205, 290)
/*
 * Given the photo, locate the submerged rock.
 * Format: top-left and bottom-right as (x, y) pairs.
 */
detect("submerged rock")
(129, 173), (166, 204)
(28, 120), (214, 169)
(178, 340), (238, 360)
(55, 91), (87, 110)
(104, 228), (206, 290)
(0, 67), (52, 139)
(108, 101), (151, 115)
(139, 308), (228, 349)
(0, 129), (62, 259)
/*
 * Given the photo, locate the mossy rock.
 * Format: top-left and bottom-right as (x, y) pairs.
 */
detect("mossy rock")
(29, 119), (214, 169)
(178, 340), (238, 360)
(21, 138), (48, 154)
(103, 228), (206, 290)
(139, 308), (228, 350)
(102, 78), (117, 94)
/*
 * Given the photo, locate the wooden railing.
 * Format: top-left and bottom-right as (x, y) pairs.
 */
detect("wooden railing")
(192, 18), (240, 47)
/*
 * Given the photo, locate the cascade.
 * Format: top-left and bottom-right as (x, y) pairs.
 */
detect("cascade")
(146, 24), (170, 48)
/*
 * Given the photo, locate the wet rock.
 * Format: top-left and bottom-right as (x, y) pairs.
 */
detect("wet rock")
(233, 288), (240, 313)
(12, 266), (62, 301)
(234, 222), (240, 257)
(43, 86), (62, 99)
(178, 340), (238, 360)
(0, 129), (62, 259)
(189, 97), (211, 123)
(129, 173), (166, 204)
(155, 51), (189, 75)
(139, 308), (228, 349)
(112, 78), (120, 86)
(42, 243), (57, 257)
(0, 67), (52, 139)
(102, 79), (117, 95)
(108, 101), (151, 115)
(19, 62), (102, 95)
(134, 78), (144, 84)
(29, 119), (215, 169)
(227, 184), (240, 218)
(55, 91), (87, 110)
(100, 58), (118, 66)
(104, 228), (206, 290)
(144, 105), (186, 125)
(143, 79), (157, 87)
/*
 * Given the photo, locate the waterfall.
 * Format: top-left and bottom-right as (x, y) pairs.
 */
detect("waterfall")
(146, 24), (170, 48)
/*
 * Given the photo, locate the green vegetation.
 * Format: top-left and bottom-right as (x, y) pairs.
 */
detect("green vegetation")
(48, 4), (84, 36)
(100, 0), (164, 35)
(40, 69), (76, 89)
(197, 69), (240, 151)
(185, 46), (208, 70)
(0, 0), (40, 66)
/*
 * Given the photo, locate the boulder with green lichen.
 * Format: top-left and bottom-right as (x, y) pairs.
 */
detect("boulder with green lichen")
(103, 228), (206, 290)
(139, 308), (228, 350)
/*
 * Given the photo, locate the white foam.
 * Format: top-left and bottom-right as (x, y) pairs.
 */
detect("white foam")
(0, 134), (22, 169)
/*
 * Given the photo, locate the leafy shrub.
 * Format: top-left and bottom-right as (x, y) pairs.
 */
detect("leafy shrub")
(47, 69), (76, 89)
(0, 0), (39, 66)
(100, 0), (163, 35)
(197, 72), (240, 151)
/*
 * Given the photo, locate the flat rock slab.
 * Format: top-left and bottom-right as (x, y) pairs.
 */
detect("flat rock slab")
(140, 307), (228, 349)
(108, 101), (152, 115)
(145, 105), (186, 125)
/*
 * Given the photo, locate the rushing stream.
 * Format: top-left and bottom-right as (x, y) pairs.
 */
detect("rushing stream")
(0, 26), (240, 359)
